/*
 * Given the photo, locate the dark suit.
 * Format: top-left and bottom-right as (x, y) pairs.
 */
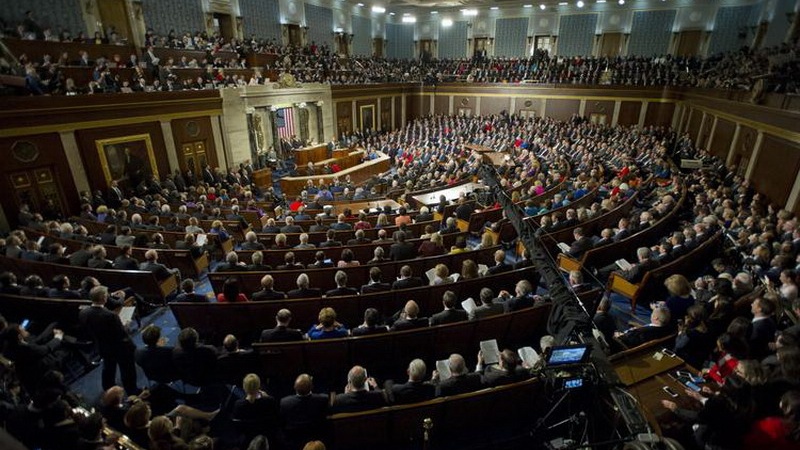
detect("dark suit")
(240, 242), (266, 251)
(360, 282), (391, 294)
(351, 325), (389, 337)
(749, 317), (777, 360)
(435, 373), (483, 397)
(172, 345), (218, 386)
(79, 305), (137, 392)
(617, 324), (672, 348)
(319, 240), (343, 248)
(391, 317), (429, 331)
(69, 249), (92, 267)
(251, 289), (287, 301)
(390, 242), (417, 261)
(429, 308), (468, 326)
(325, 287), (359, 297)
(139, 261), (174, 280)
(392, 277), (425, 290)
(568, 237), (594, 258)
(112, 255), (139, 271)
(613, 229), (631, 241)
(174, 292), (208, 303)
(619, 259), (658, 284)
(502, 295), (534, 313)
(388, 380), (436, 405)
(135, 345), (178, 384)
(331, 390), (386, 413)
(287, 287), (322, 299)
(88, 257), (113, 269)
(260, 326), (304, 343)
(480, 365), (528, 387)
(470, 303), (504, 320)
(487, 262), (512, 275)
(280, 393), (329, 446)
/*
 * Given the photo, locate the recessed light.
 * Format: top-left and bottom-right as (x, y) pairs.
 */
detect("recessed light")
(490, 6), (499, 10)
(540, 4), (546, 9)
(389, 12), (395, 15)
(371, 6), (385, 13)
(577, 0), (584, 7)
(523, 4), (533, 7)
(558, 2), (568, 5)
(442, 18), (453, 27)
(618, 0), (624, 4)
(597, 0), (606, 3)
(357, 2), (364, 6)
(431, 10), (438, 14)
(401, 16), (416, 23)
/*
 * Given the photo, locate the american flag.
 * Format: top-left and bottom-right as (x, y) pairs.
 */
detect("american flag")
(276, 107), (295, 139)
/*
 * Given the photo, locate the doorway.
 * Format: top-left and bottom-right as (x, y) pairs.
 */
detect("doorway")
(373, 38), (384, 57)
(181, 141), (210, 176)
(419, 39), (434, 61)
(97, 0), (133, 43)
(287, 24), (302, 47)
(473, 37), (489, 58)
(8, 167), (68, 220)
(213, 13), (234, 41)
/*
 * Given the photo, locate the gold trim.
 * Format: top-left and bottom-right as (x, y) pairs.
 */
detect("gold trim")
(95, 134), (159, 186)
(0, 110), (222, 138)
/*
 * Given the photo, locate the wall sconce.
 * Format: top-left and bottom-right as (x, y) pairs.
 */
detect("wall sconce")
(270, 105), (278, 112)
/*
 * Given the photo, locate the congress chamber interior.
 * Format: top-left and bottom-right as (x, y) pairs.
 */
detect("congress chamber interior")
(0, 0), (799, 449)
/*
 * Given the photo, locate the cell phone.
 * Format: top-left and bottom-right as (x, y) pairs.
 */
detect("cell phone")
(676, 371), (704, 384)
(661, 349), (676, 358)
(685, 381), (701, 392)
(20, 319), (30, 330)
(662, 386), (679, 398)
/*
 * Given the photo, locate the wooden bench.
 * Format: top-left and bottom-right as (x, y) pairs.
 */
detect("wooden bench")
(0, 293), (90, 337)
(172, 266), (540, 344)
(327, 377), (540, 449)
(251, 303), (552, 386)
(207, 245), (500, 294)
(557, 185), (688, 272)
(467, 176), (566, 234)
(0, 256), (178, 302)
(607, 231), (722, 310)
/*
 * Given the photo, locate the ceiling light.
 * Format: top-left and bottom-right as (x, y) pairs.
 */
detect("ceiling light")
(577, 0), (584, 7)
(371, 5), (385, 13)
(618, 0), (624, 4)
(558, 2), (568, 5)
(357, 2), (364, 6)
(523, 4), (533, 7)
(401, 16), (416, 23)
(442, 18), (453, 27)
(540, 4), (546, 9)
(597, 0), (606, 3)
(462, 8), (478, 16)
(431, 10), (438, 14)
(490, 6), (499, 10)
(389, 12), (395, 15)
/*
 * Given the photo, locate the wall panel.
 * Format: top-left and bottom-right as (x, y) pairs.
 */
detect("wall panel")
(584, 100), (614, 121)
(494, 18), (529, 57)
(481, 97), (511, 116)
(686, 108), (703, 142)
(240, 0), (282, 41)
(0, 0), (87, 37)
(439, 21), (468, 59)
(644, 103), (675, 127)
(306, 4), (335, 49)
(751, 135), (800, 206)
(545, 99), (580, 121)
(709, 4), (762, 55)
(709, 118), (735, 160)
(141, 0), (204, 36)
(434, 96), (449, 115)
(628, 10), (676, 57)
(557, 14), (598, 56)
(352, 15), (372, 56)
(617, 101), (641, 126)
(386, 23), (414, 59)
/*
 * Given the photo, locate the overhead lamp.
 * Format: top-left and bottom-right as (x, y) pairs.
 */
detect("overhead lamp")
(402, 16), (416, 23)
(371, 6), (385, 13)
(462, 8), (478, 16)
(431, 10), (438, 14)
(618, 0), (625, 4)
(558, 2), (568, 5)
(357, 2), (364, 6)
(389, 12), (395, 15)
(540, 4), (546, 9)
(490, 6), (499, 10)
(597, 0), (606, 3)
(523, 4), (533, 8)
(577, 1), (584, 7)
(442, 18), (453, 27)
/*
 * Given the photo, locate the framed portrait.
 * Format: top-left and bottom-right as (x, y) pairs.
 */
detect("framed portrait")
(359, 104), (375, 131)
(95, 134), (158, 188)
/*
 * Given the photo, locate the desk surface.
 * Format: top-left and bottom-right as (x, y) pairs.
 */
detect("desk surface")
(411, 182), (485, 206)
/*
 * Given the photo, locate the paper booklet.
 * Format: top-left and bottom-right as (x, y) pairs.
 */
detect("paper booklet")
(436, 359), (452, 380)
(557, 242), (571, 253)
(196, 233), (208, 246)
(615, 258), (633, 271)
(425, 268), (436, 282)
(478, 264), (489, 276)
(118, 306), (136, 326)
(517, 346), (541, 368)
(461, 298), (478, 316)
(480, 339), (501, 365)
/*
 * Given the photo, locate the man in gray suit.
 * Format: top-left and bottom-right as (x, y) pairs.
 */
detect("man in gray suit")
(469, 287), (504, 320)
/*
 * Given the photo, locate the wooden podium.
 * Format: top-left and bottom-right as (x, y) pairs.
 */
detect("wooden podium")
(252, 168), (272, 189)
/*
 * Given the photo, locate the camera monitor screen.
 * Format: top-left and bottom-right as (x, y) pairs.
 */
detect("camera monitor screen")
(547, 344), (590, 366)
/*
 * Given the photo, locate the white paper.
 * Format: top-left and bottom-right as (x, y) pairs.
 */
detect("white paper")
(518, 346), (540, 368)
(557, 242), (571, 253)
(478, 264), (489, 276)
(461, 298), (478, 315)
(37, 236), (45, 246)
(118, 306), (136, 326)
(196, 234), (208, 246)
(425, 268), (436, 282)
(451, 273), (460, 282)
(436, 359), (452, 380)
(480, 339), (501, 365)
(615, 258), (632, 271)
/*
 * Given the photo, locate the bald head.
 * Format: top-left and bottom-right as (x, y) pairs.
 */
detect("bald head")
(347, 365), (367, 390)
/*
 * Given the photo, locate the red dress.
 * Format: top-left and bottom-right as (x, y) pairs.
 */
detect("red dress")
(216, 293), (249, 303)
(705, 352), (738, 385)
(743, 417), (798, 450)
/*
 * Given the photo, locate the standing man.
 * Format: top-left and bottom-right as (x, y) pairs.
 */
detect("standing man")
(79, 285), (138, 394)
